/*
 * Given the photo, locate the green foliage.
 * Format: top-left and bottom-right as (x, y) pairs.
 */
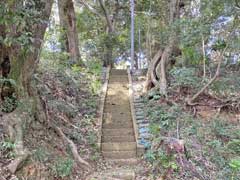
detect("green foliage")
(33, 148), (49, 163)
(0, 78), (17, 87)
(0, 140), (16, 158)
(149, 123), (160, 136)
(0, 1), (44, 50)
(40, 50), (70, 68)
(210, 74), (240, 97)
(147, 89), (162, 100)
(229, 158), (240, 180)
(211, 119), (230, 139)
(145, 148), (178, 176)
(181, 47), (202, 65)
(53, 157), (73, 178)
(89, 79), (101, 95)
(227, 139), (240, 154)
(1, 96), (18, 113)
(229, 159), (240, 171)
(212, 39), (227, 51)
(1, 140), (15, 150)
(144, 150), (156, 163)
(207, 139), (222, 149)
(170, 67), (201, 88)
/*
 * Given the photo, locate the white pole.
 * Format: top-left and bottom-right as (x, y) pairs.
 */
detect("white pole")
(138, 26), (141, 69)
(130, 0), (135, 70)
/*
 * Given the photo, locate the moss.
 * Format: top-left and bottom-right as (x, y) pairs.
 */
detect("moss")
(8, 54), (25, 96)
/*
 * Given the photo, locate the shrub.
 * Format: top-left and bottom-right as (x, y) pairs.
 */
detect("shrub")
(53, 157), (73, 178)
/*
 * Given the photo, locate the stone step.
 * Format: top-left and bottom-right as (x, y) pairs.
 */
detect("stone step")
(110, 69), (127, 75)
(104, 102), (130, 107)
(102, 142), (136, 151)
(105, 169), (135, 180)
(136, 119), (149, 124)
(135, 112), (144, 116)
(103, 117), (132, 121)
(139, 132), (152, 139)
(105, 100), (129, 103)
(108, 78), (128, 81)
(107, 83), (128, 86)
(102, 150), (136, 159)
(134, 104), (144, 108)
(134, 100), (144, 103)
(103, 109), (131, 114)
(103, 117), (132, 122)
(102, 135), (135, 143)
(106, 158), (138, 166)
(135, 103), (144, 106)
(136, 115), (145, 120)
(103, 122), (133, 129)
(102, 129), (134, 137)
(138, 123), (149, 128)
(135, 107), (144, 110)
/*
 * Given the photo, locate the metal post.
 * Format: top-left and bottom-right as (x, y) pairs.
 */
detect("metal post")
(130, 0), (135, 70)
(138, 26), (141, 69)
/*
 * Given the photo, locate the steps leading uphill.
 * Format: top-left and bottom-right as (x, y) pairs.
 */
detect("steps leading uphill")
(102, 69), (137, 165)
(88, 69), (137, 180)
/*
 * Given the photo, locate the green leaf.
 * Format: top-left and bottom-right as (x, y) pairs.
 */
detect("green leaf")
(229, 159), (240, 171)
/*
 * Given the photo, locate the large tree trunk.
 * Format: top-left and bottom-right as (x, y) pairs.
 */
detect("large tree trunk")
(159, 37), (175, 95)
(144, 0), (180, 94)
(159, 0), (180, 95)
(144, 49), (163, 92)
(0, 0), (53, 173)
(58, 0), (84, 66)
(58, 0), (69, 52)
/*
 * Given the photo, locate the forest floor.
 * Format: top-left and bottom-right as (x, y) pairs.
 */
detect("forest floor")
(0, 53), (104, 179)
(140, 67), (240, 179)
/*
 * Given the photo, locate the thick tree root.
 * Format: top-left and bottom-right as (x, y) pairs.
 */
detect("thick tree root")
(54, 126), (92, 171)
(7, 153), (29, 174)
(4, 112), (30, 174)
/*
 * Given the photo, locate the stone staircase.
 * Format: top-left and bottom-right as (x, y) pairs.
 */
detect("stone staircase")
(102, 69), (137, 165)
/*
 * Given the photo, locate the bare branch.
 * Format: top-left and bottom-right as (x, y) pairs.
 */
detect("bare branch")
(98, 0), (114, 32)
(76, 0), (103, 18)
(235, 0), (240, 9)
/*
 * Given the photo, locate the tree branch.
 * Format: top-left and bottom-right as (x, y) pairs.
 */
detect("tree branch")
(76, 0), (103, 18)
(98, 0), (114, 32)
(235, 0), (240, 9)
(187, 48), (227, 106)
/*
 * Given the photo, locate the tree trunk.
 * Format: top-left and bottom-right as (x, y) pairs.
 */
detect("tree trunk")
(0, 0), (53, 173)
(58, 0), (84, 66)
(202, 35), (206, 78)
(158, 0), (180, 95)
(58, 0), (69, 52)
(159, 38), (175, 95)
(144, 49), (163, 92)
(98, 0), (116, 67)
(187, 50), (225, 105)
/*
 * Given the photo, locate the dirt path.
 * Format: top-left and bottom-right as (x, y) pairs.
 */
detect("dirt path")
(88, 69), (137, 180)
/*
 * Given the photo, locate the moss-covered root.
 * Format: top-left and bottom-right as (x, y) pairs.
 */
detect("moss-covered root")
(4, 111), (30, 174)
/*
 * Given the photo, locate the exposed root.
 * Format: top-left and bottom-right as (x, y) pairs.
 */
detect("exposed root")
(7, 153), (29, 174)
(150, 49), (163, 87)
(4, 112), (30, 174)
(53, 126), (92, 171)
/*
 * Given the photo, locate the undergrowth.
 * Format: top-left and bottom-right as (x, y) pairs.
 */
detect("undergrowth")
(144, 68), (240, 179)
(0, 51), (104, 179)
